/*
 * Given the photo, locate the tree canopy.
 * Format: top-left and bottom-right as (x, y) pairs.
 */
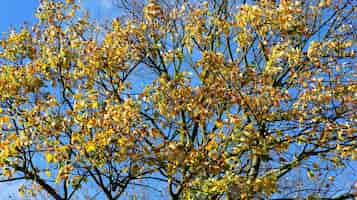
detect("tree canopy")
(0, 0), (356, 199)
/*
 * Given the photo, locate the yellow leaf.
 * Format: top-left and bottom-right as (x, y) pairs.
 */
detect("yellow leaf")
(66, 0), (74, 4)
(6, 134), (17, 141)
(307, 169), (314, 179)
(328, 176), (335, 182)
(86, 142), (96, 153)
(206, 140), (217, 151)
(0, 116), (10, 124)
(215, 119), (223, 128)
(352, 150), (357, 160)
(18, 185), (25, 197)
(45, 168), (51, 177)
(245, 123), (254, 131)
(45, 153), (54, 163)
(312, 162), (319, 169)
(92, 101), (99, 109)
(2, 167), (12, 177)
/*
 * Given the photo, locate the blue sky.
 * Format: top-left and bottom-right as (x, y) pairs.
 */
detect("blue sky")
(0, 0), (116, 32)
(0, 1), (37, 197)
(1, 0), (356, 199)
(0, 1), (37, 33)
(0, 1), (117, 198)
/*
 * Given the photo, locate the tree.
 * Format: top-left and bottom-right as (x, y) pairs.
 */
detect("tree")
(0, 0), (356, 199)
